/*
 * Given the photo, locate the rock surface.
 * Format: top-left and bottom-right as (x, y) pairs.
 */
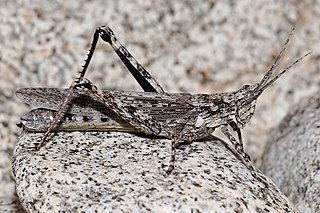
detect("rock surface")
(13, 132), (296, 212)
(0, 196), (24, 213)
(261, 93), (320, 213)
(1, 0), (319, 211)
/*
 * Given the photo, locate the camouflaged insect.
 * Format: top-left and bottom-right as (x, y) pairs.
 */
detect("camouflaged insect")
(17, 25), (310, 182)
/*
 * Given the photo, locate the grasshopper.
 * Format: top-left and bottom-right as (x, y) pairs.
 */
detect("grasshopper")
(17, 25), (310, 181)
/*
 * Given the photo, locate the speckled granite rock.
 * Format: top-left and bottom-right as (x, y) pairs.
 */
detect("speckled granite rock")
(2, 0), (319, 211)
(261, 93), (320, 213)
(13, 131), (296, 212)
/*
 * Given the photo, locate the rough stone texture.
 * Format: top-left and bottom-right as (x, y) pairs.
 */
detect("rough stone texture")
(261, 92), (320, 213)
(1, 0), (319, 211)
(13, 132), (296, 212)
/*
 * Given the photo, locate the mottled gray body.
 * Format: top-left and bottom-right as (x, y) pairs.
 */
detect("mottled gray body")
(17, 25), (310, 183)
(17, 88), (245, 139)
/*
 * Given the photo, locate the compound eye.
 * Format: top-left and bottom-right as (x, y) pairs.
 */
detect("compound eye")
(242, 84), (250, 89)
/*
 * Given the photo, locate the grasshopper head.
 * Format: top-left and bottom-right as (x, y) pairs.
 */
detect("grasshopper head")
(234, 83), (259, 128)
(234, 30), (311, 128)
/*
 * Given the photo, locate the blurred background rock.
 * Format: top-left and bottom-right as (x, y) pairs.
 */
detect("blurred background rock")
(0, 0), (319, 210)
